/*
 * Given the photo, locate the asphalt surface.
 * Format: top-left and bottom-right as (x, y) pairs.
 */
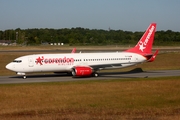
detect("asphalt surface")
(0, 70), (180, 84)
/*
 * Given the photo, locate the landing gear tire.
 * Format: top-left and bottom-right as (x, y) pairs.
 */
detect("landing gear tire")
(23, 76), (26, 79)
(93, 72), (99, 77)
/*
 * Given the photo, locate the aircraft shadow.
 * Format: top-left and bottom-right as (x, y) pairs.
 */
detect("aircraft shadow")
(100, 68), (144, 75)
(10, 73), (70, 79)
(9, 68), (162, 79)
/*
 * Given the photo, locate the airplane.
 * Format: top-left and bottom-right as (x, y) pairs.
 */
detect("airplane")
(6, 23), (158, 79)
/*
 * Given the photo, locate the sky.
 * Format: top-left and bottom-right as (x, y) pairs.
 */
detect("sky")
(0, 0), (180, 31)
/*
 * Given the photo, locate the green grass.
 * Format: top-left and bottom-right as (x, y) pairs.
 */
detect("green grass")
(0, 77), (180, 119)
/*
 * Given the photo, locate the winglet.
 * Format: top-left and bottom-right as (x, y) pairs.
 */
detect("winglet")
(71, 48), (76, 53)
(126, 23), (156, 55)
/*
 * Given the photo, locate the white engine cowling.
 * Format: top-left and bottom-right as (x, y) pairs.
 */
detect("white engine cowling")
(72, 66), (93, 77)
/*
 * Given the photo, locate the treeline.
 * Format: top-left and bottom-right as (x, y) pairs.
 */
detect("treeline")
(0, 28), (180, 46)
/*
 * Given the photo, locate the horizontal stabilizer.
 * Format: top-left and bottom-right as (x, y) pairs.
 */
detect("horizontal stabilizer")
(148, 50), (159, 62)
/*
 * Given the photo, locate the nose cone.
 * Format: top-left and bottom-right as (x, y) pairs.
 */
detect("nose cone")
(6, 63), (13, 71)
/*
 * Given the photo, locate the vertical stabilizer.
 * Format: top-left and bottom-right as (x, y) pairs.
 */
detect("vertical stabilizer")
(126, 23), (156, 55)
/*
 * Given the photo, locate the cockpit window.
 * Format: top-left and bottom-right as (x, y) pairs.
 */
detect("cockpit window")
(13, 60), (22, 63)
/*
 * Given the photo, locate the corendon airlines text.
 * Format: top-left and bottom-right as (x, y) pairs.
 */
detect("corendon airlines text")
(36, 56), (74, 65)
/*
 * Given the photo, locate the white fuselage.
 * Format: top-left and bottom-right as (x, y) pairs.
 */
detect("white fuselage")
(6, 52), (146, 74)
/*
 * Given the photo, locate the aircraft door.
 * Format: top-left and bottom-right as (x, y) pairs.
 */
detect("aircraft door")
(28, 57), (34, 67)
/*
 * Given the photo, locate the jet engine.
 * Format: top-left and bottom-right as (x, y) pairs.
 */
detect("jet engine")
(72, 66), (93, 77)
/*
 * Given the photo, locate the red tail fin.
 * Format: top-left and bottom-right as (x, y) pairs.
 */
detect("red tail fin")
(126, 23), (156, 55)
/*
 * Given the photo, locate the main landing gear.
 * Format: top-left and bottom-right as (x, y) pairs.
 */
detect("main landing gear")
(92, 72), (99, 77)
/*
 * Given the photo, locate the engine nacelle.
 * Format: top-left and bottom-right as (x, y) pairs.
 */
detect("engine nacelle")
(72, 66), (93, 77)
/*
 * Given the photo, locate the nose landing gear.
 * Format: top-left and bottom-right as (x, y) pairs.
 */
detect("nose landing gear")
(16, 72), (26, 79)
(23, 75), (26, 79)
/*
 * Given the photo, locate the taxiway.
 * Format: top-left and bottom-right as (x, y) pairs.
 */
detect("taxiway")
(0, 70), (180, 84)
